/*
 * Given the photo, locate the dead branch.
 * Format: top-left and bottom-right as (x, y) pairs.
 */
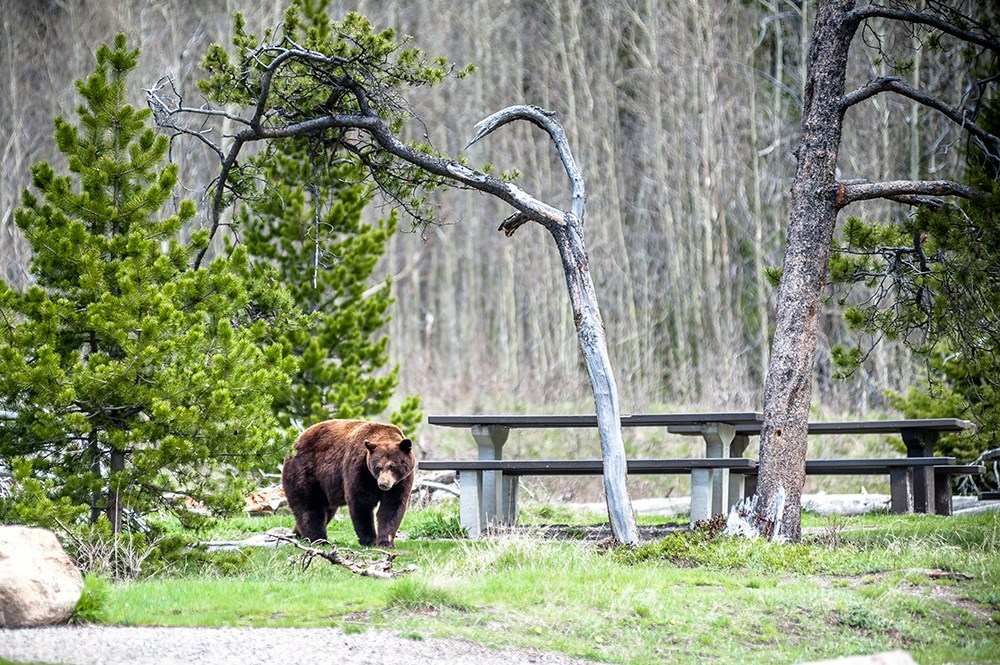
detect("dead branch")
(269, 532), (416, 579)
(836, 178), (983, 208)
(841, 76), (1000, 160)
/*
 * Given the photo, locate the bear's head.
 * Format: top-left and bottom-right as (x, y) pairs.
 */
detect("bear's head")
(364, 434), (414, 491)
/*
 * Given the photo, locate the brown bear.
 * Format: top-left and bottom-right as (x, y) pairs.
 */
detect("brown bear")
(281, 419), (415, 547)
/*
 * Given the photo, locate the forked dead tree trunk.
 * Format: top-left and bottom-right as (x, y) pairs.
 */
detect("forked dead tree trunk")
(470, 107), (638, 545)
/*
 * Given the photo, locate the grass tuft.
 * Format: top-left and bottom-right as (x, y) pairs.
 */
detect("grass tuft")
(404, 507), (466, 540)
(385, 577), (470, 612)
(70, 573), (109, 624)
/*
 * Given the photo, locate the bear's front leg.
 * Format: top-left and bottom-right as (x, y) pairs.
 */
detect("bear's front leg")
(347, 500), (378, 546)
(375, 485), (411, 547)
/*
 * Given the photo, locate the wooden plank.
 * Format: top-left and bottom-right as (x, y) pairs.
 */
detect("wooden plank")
(427, 412), (763, 429)
(803, 457), (953, 474)
(419, 457), (757, 476)
(668, 418), (975, 436)
(422, 457), (951, 475)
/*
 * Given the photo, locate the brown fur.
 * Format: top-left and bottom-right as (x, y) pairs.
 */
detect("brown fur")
(281, 419), (415, 547)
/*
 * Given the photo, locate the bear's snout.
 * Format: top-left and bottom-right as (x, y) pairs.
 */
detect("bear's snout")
(377, 471), (397, 491)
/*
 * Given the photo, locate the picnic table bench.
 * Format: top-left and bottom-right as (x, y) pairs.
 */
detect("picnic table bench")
(423, 414), (978, 537)
(668, 418), (976, 515)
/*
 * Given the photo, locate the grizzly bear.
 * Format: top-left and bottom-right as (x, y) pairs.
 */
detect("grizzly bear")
(281, 419), (415, 547)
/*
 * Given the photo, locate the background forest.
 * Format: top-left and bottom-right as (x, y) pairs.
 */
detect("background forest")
(0, 1), (973, 444)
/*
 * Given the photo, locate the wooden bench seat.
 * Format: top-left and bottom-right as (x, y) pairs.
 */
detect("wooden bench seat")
(419, 456), (955, 525)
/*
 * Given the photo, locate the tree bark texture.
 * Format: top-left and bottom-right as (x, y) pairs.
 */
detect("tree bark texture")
(758, 0), (859, 542)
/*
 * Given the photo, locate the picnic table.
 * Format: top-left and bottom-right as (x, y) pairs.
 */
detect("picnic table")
(422, 414), (977, 537)
(667, 418), (976, 514)
(423, 412), (761, 536)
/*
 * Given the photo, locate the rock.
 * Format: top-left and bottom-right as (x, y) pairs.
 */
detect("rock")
(244, 484), (287, 514)
(0, 526), (84, 627)
(799, 650), (917, 665)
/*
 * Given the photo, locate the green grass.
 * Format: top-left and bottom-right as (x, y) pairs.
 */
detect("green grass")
(85, 507), (1000, 665)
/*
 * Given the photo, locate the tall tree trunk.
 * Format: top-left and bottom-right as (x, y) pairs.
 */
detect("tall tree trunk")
(106, 447), (126, 534)
(88, 429), (102, 524)
(757, 0), (859, 542)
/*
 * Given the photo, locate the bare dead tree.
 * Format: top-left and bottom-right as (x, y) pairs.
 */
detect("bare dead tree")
(757, 0), (1000, 541)
(146, 16), (639, 544)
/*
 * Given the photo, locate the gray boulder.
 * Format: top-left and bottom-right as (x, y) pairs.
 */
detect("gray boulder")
(0, 526), (84, 627)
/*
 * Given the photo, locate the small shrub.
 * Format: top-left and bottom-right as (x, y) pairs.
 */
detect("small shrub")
(837, 605), (892, 633)
(70, 574), (109, 624)
(65, 524), (163, 580)
(406, 509), (466, 540)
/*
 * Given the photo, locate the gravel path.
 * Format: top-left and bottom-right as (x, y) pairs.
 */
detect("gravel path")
(0, 626), (604, 665)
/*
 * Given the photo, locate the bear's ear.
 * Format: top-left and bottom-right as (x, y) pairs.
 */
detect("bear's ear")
(364, 440), (376, 453)
(399, 438), (412, 453)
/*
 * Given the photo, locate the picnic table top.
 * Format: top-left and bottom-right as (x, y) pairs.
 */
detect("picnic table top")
(418, 457), (758, 475)
(666, 417), (975, 435)
(427, 412), (763, 428)
(427, 414), (974, 434)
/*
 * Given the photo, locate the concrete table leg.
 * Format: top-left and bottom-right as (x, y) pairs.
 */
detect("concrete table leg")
(458, 470), (483, 537)
(933, 468), (954, 516)
(690, 468), (712, 524)
(728, 434), (750, 510)
(471, 424), (510, 531)
(889, 468), (914, 514)
(701, 422), (736, 517)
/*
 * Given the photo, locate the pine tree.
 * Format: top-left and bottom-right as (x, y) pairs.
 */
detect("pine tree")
(234, 0), (421, 435)
(239, 146), (421, 433)
(0, 35), (297, 532)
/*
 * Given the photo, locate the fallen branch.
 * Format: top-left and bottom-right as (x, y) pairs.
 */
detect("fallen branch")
(415, 479), (460, 497)
(269, 532), (416, 579)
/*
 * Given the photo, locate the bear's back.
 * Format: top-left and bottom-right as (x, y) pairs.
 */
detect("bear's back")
(293, 419), (406, 463)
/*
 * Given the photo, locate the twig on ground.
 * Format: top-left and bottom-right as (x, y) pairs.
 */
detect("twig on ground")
(269, 532), (416, 579)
